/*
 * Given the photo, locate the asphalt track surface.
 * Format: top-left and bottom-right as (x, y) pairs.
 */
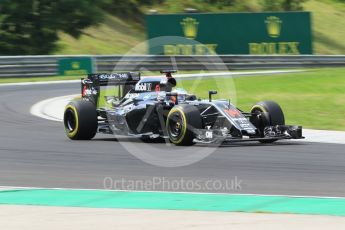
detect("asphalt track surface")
(0, 83), (344, 197)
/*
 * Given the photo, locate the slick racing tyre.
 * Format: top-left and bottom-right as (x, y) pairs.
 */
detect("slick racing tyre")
(63, 100), (98, 140)
(166, 104), (202, 146)
(250, 100), (285, 143)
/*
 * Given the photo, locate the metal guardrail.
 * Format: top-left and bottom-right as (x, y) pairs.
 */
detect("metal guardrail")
(0, 55), (344, 78)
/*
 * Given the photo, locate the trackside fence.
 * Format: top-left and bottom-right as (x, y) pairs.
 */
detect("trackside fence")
(0, 55), (344, 78)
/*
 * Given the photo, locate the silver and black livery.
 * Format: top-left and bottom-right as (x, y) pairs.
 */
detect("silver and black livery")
(63, 71), (304, 145)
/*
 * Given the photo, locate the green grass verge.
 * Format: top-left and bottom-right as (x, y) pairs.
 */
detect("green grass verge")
(179, 68), (345, 131)
(56, 14), (144, 55)
(305, 0), (345, 54)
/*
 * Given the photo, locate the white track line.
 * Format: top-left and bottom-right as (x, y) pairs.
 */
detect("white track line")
(30, 95), (78, 122)
(30, 94), (345, 145)
(297, 129), (345, 145)
(0, 185), (344, 199)
(0, 80), (80, 87)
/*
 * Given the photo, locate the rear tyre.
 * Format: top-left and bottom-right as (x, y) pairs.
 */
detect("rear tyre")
(250, 100), (285, 143)
(63, 100), (98, 140)
(166, 104), (202, 146)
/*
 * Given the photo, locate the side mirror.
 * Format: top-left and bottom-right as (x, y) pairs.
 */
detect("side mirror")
(208, 90), (217, 102)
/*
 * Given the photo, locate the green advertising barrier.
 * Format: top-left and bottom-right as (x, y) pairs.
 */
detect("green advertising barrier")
(58, 57), (94, 76)
(146, 12), (312, 55)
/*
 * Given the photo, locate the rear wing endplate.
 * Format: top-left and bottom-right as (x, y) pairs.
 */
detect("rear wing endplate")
(81, 72), (140, 106)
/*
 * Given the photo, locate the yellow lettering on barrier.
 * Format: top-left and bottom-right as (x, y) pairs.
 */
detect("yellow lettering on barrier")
(164, 45), (176, 55)
(249, 42), (300, 55)
(184, 45), (193, 55)
(279, 42), (288, 54)
(205, 44), (218, 54)
(289, 42), (300, 54)
(163, 44), (218, 55)
(175, 44), (193, 55)
(195, 44), (205, 55)
(249, 43), (259, 54)
(267, 43), (276, 54)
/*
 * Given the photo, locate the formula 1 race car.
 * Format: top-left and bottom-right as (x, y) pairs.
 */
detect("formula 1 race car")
(63, 70), (303, 145)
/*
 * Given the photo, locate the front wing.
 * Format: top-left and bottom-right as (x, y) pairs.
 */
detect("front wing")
(194, 125), (304, 144)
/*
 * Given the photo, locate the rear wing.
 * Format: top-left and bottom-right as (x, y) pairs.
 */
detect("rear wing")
(81, 72), (140, 106)
(86, 72), (140, 86)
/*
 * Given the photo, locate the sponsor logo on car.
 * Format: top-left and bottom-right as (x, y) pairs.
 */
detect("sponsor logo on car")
(82, 86), (97, 96)
(124, 93), (139, 99)
(135, 83), (153, 92)
(224, 108), (241, 118)
(98, 73), (130, 80)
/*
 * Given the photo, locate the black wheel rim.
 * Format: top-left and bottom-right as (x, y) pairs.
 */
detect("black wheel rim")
(64, 109), (76, 132)
(168, 112), (184, 141)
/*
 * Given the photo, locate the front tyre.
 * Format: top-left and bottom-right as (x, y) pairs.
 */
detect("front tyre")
(166, 104), (202, 146)
(63, 100), (97, 140)
(250, 100), (285, 143)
